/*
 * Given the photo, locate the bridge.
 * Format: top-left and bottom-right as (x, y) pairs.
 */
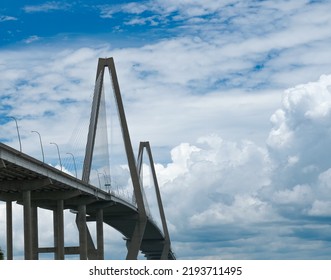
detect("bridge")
(0, 58), (175, 260)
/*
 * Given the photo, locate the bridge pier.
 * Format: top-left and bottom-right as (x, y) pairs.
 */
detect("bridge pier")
(54, 200), (65, 260)
(6, 201), (13, 260)
(77, 204), (88, 260)
(32, 205), (39, 259)
(7, 199), (107, 260)
(96, 208), (104, 260)
(23, 190), (33, 260)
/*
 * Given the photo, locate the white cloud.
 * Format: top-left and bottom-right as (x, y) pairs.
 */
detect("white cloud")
(0, 15), (17, 22)
(23, 1), (71, 13)
(189, 194), (275, 226)
(23, 35), (41, 44)
(308, 200), (331, 217)
(154, 135), (271, 231)
(99, 2), (151, 19)
(267, 74), (331, 183)
(98, 0), (331, 91)
(151, 73), (331, 258)
(258, 74), (331, 229)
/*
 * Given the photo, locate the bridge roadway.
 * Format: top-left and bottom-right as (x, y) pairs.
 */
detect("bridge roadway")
(0, 142), (175, 260)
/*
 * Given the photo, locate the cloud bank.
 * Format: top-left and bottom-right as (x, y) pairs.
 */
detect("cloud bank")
(150, 74), (331, 259)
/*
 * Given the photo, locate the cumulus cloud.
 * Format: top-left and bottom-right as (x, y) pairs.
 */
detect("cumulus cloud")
(260, 75), (331, 226)
(139, 74), (331, 259)
(267, 74), (331, 187)
(142, 135), (273, 257)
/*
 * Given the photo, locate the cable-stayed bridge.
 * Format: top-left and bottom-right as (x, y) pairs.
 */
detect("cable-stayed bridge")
(0, 58), (175, 260)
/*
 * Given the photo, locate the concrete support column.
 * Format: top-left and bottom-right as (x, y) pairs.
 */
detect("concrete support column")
(23, 190), (33, 260)
(54, 200), (65, 260)
(6, 201), (13, 260)
(77, 205), (88, 260)
(96, 208), (104, 260)
(31, 206), (39, 260)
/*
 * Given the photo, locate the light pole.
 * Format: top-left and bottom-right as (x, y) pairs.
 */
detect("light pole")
(9, 116), (22, 152)
(31, 131), (45, 163)
(50, 142), (62, 171)
(66, 152), (77, 178)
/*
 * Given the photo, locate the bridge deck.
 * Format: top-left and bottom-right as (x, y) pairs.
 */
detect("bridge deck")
(0, 143), (175, 260)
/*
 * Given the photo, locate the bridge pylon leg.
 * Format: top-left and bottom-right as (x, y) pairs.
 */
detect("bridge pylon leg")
(137, 142), (173, 260)
(126, 216), (147, 260)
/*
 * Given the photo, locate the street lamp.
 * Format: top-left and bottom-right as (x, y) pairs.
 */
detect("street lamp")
(50, 142), (63, 171)
(9, 116), (22, 152)
(66, 152), (77, 178)
(31, 130), (45, 163)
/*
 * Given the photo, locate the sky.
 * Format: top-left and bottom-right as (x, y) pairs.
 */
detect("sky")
(1, 0), (331, 260)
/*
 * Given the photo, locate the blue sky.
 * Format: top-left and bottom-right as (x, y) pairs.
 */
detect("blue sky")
(2, 0), (331, 260)
(0, 0), (195, 47)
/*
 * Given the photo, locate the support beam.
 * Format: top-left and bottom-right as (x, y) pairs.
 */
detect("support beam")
(54, 200), (65, 260)
(65, 196), (97, 207)
(38, 246), (80, 255)
(31, 190), (81, 201)
(4, 178), (53, 191)
(31, 206), (39, 260)
(96, 209), (104, 260)
(23, 190), (33, 260)
(77, 205), (88, 260)
(6, 201), (13, 260)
